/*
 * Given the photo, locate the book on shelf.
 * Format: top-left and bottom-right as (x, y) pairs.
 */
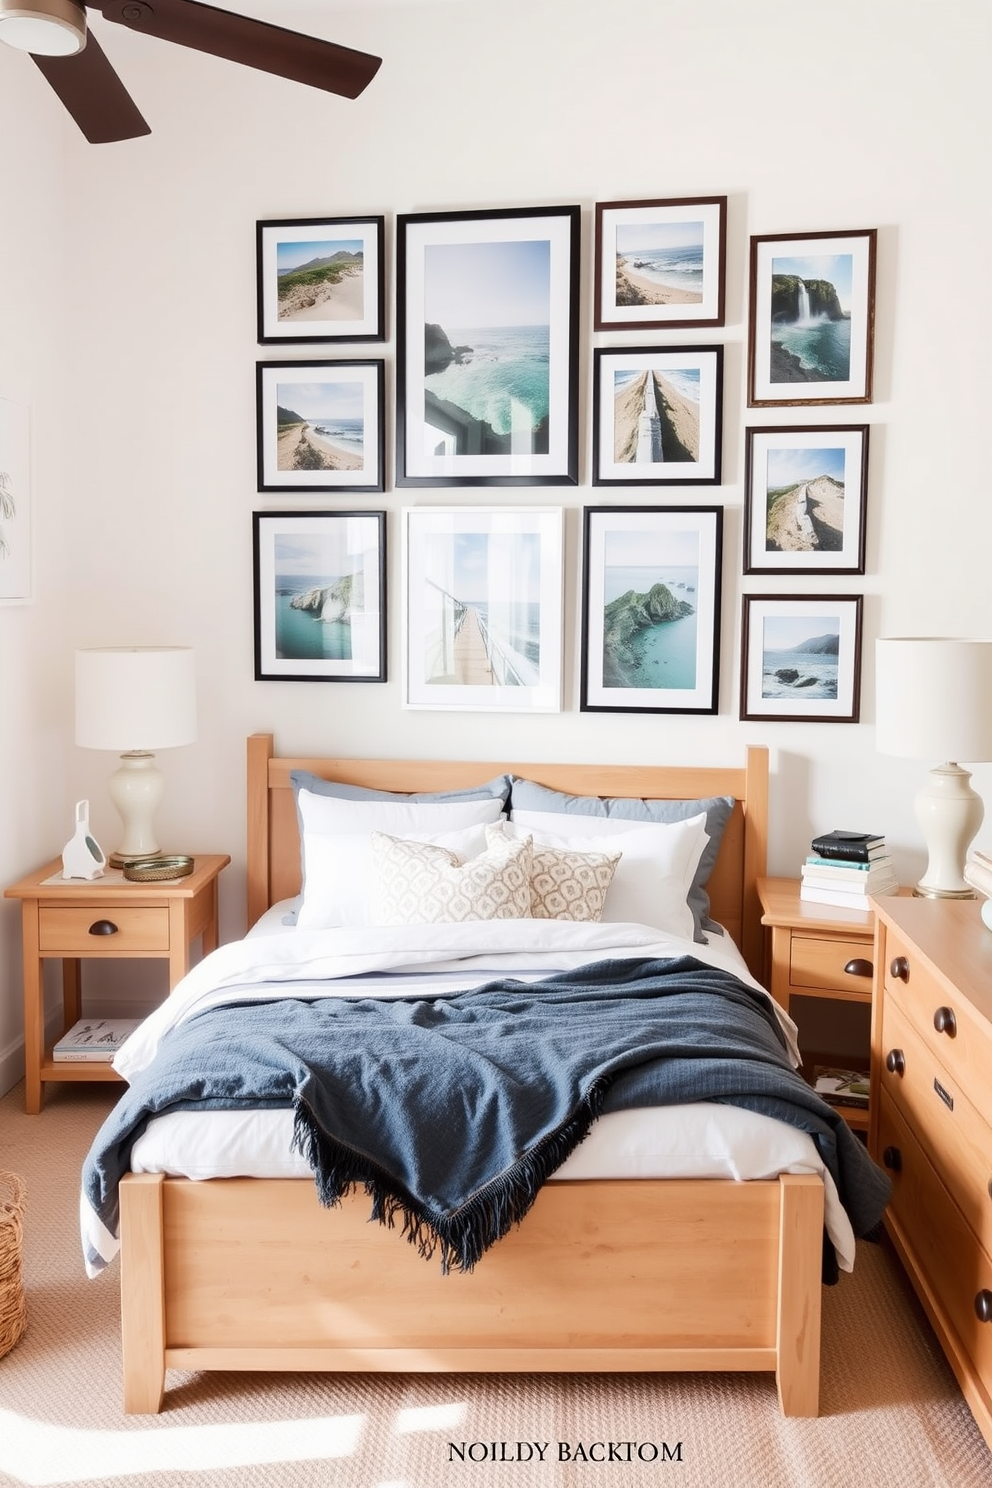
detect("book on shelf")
(53, 1017), (140, 1062)
(813, 1066), (870, 1109)
(803, 855), (896, 887)
(809, 830), (886, 863)
(799, 880), (898, 910)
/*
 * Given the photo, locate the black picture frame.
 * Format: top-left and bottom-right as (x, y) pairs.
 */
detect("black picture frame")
(256, 359), (385, 493)
(592, 344), (723, 486)
(743, 424), (870, 575)
(256, 216), (385, 344)
(740, 594), (863, 722)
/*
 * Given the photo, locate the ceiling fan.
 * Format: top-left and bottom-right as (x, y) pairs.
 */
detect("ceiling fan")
(0, 0), (382, 143)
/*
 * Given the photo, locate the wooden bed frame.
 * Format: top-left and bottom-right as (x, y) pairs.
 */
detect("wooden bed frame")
(118, 733), (824, 1416)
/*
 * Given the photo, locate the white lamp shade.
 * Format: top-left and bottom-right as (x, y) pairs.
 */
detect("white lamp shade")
(75, 647), (198, 752)
(875, 637), (992, 763)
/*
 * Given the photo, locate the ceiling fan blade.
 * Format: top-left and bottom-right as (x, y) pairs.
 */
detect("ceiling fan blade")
(32, 27), (150, 142)
(94, 0), (382, 100)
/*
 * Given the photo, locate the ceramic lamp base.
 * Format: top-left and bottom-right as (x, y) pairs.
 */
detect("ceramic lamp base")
(107, 751), (165, 865)
(913, 762), (982, 899)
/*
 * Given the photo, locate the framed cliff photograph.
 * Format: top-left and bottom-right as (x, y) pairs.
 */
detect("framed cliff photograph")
(743, 425), (869, 575)
(594, 196), (726, 330)
(252, 510), (386, 682)
(403, 506), (563, 711)
(747, 228), (877, 406)
(740, 594), (863, 722)
(256, 216), (385, 343)
(256, 360), (385, 492)
(0, 397), (30, 605)
(592, 345), (723, 485)
(396, 206), (580, 486)
(580, 506), (723, 714)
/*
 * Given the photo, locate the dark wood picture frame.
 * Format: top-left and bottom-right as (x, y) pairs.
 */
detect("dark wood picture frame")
(743, 425), (869, 575)
(740, 593), (863, 722)
(594, 195), (727, 331)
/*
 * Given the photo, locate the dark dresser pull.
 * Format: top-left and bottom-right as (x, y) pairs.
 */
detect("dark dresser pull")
(975, 1291), (992, 1324)
(882, 1146), (902, 1172)
(88, 919), (119, 936)
(933, 1006), (957, 1037)
(844, 957), (874, 978)
(886, 1049), (906, 1076)
(890, 956), (910, 982)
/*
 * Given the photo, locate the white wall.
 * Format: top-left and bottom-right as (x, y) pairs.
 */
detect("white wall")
(1, 0), (990, 1087)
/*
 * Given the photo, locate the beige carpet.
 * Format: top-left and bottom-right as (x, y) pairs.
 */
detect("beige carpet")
(1, 1082), (990, 1488)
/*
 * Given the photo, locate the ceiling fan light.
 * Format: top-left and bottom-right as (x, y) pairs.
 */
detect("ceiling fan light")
(0, 0), (86, 56)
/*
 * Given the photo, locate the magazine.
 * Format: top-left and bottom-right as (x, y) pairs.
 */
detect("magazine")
(813, 1066), (870, 1109)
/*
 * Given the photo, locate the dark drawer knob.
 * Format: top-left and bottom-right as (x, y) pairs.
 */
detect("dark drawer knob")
(88, 919), (119, 936)
(844, 957), (874, 978)
(890, 956), (910, 982)
(886, 1049), (906, 1076)
(975, 1291), (992, 1324)
(882, 1145), (902, 1172)
(933, 1006), (957, 1037)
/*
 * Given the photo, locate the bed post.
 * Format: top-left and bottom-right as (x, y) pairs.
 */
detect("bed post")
(247, 733), (274, 929)
(774, 1172), (823, 1416)
(120, 1174), (167, 1413)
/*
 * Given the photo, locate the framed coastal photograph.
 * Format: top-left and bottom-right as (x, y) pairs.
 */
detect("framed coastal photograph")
(592, 345), (723, 485)
(747, 229), (876, 406)
(581, 506), (723, 715)
(256, 216), (385, 343)
(743, 425), (869, 575)
(740, 594), (863, 722)
(403, 506), (563, 711)
(594, 196), (726, 330)
(0, 397), (30, 605)
(396, 206), (580, 486)
(252, 510), (386, 682)
(256, 360), (385, 492)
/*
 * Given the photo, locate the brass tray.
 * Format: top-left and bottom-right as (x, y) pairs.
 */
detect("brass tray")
(123, 855), (194, 882)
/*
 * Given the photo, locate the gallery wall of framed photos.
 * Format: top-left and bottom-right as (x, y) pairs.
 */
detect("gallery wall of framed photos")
(251, 204), (877, 722)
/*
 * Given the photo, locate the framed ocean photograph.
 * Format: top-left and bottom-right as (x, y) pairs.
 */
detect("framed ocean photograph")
(0, 397), (30, 604)
(592, 345), (723, 485)
(256, 216), (385, 343)
(403, 506), (563, 711)
(581, 506), (723, 715)
(396, 206), (580, 486)
(256, 360), (385, 492)
(594, 196), (726, 330)
(743, 425), (869, 575)
(747, 229), (877, 406)
(740, 595), (863, 722)
(252, 511), (386, 682)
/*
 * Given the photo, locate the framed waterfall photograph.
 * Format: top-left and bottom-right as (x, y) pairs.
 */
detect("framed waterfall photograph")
(747, 228), (877, 406)
(594, 195), (727, 331)
(592, 345), (723, 485)
(256, 216), (385, 344)
(743, 424), (869, 575)
(580, 506), (723, 715)
(256, 360), (385, 492)
(740, 594), (863, 722)
(252, 511), (386, 683)
(395, 206), (580, 486)
(403, 506), (564, 711)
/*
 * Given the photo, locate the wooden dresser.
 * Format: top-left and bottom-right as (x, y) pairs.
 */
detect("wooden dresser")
(869, 894), (992, 1450)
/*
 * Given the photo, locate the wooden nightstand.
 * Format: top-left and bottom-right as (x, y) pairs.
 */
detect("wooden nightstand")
(757, 876), (877, 1131)
(5, 854), (229, 1113)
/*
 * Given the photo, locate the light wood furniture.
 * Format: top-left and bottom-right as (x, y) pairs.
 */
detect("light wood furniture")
(4, 855), (229, 1114)
(870, 895), (992, 1453)
(757, 877), (875, 1132)
(117, 735), (827, 1418)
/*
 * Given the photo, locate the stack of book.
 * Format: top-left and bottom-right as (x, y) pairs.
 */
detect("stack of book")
(963, 847), (992, 900)
(800, 829), (899, 909)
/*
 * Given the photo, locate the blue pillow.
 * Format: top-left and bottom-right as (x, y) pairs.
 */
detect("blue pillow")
(507, 778), (734, 942)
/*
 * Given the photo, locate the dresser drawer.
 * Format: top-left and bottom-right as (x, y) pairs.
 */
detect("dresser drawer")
(38, 905), (171, 954)
(879, 995), (992, 1256)
(878, 1093), (992, 1392)
(789, 934), (874, 996)
(883, 927), (990, 1116)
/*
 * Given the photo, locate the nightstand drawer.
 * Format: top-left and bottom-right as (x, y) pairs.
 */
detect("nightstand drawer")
(789, 935), (874, 996)
(38, 905), (171, 954)
(883, 928), (989, 1116)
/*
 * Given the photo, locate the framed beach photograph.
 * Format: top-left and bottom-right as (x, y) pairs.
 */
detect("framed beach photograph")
(747, 228), (876, 406)
(740, 595), (863, 722)
(0, 397), (30, 604)
(256, 216), (385, 343)
(256, 360), (385, 493)
(743, 425), (869, 575)
(396, 206), (580, 486)
(252, 510), (386, 683)
(403, 506), (563, 712)
(594, 196), (726, 330)
(592, 345), (723, 485)
(581, 506), (723, 715)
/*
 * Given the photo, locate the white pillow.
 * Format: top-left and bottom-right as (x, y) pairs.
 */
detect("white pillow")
(371, 829), (533, 924)
(296, 789), (506, 929)
(506, 809), (707, 938)
(486, 822), (621, 922)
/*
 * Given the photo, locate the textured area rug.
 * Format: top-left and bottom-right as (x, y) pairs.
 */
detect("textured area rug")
(1, 1082), (989, 1488)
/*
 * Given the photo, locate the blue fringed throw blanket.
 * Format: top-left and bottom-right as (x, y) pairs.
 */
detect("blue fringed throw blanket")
(81, 956), (890, 1277)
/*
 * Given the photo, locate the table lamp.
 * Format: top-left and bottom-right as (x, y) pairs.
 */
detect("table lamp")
(75, 646), (197, 867)
(875, 637), (992, 898)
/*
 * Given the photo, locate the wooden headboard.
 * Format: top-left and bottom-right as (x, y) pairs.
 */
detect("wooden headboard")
(246, 734), (769, 978)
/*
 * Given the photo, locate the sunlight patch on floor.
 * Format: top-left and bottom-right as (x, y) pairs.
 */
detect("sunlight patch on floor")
(394, 1402), (466, 1434)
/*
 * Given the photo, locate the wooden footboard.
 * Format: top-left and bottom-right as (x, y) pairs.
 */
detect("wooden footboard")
(119, 1171), (823, 1416)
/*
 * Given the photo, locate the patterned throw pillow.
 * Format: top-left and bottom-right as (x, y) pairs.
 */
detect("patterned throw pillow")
(486, 823), (621, 922)
(370, 830), (532, 924)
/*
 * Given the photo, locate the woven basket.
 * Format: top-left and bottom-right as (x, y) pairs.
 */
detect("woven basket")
(0, 1171), (26, 1359)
